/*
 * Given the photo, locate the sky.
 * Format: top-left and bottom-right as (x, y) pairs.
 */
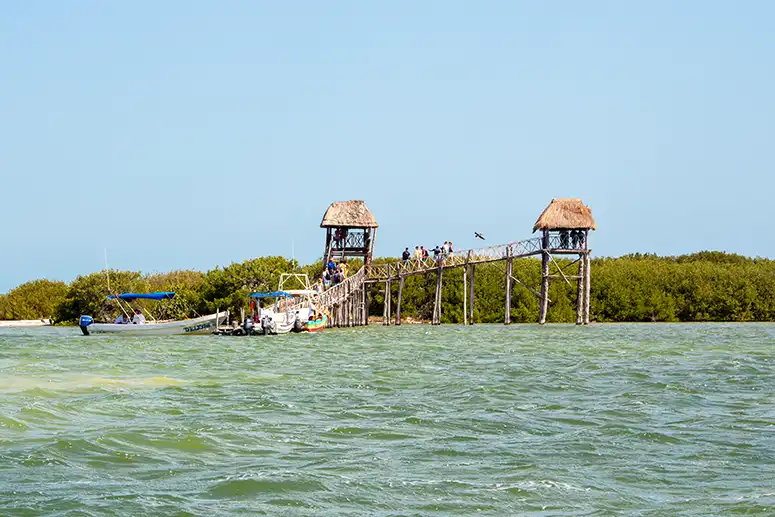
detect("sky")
(1, 1), (773, 292)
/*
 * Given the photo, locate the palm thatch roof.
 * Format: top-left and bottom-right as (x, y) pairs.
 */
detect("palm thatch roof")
(533, 198), (596, 232)
(320, 200), (378, 228)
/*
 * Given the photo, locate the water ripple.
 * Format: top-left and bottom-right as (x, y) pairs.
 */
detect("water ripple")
(0, 323), (774, 515)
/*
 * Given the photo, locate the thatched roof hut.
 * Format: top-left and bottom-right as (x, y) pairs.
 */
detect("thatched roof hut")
(533, 198), (596, 232)
(320, 200), (378, 228)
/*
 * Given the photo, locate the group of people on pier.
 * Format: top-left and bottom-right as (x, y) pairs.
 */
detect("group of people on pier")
(558, 230), (586, 249)
(321, 259), (348, 291)
(402, 242), (455, 267)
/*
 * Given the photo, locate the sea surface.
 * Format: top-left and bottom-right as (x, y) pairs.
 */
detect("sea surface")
(0, 324), (773, 516)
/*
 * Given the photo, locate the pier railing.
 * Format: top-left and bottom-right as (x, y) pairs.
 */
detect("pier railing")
(366, 237), (545, 281)
(316, 266), (366, 307)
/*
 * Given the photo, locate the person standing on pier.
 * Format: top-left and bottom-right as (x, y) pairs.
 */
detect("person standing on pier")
(402, 248), (411, 264)
(414, 246), (422, 262)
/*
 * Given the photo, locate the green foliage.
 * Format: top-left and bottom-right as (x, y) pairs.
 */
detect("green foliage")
(55, 270), (144, 323)
(0, 279), (67, 320)
(8, 250), (775, 324)
(199, 256), (299, 317)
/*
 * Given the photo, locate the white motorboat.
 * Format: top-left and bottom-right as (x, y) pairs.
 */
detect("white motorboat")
(78, 292), (227, 336)
(244, 291), (309, 335)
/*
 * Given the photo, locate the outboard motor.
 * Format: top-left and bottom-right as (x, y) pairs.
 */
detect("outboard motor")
(79, 315), (94, 336)
(292, 316), (304, 333)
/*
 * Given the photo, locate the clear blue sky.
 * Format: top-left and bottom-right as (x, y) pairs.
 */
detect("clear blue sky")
(1, 1), (773, 292)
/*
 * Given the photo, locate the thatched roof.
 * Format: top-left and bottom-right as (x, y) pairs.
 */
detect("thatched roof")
(533, 198), (596, 232)
(320, 200), (378, 228)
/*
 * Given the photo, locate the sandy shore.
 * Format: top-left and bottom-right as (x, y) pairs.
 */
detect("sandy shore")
(0, 319), (53, 328)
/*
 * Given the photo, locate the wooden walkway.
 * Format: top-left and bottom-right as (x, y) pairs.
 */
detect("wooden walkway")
(311, 234), (591, 327)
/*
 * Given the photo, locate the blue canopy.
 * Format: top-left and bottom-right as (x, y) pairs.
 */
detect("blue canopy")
(248, 291), (293, 299)
(107, 292), (176, 301)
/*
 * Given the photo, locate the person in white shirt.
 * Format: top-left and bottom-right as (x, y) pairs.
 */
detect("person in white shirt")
(114, 313), (130, 324)
(131, 309), (146, 324)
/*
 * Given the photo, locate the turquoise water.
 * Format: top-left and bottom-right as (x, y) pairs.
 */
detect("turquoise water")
(0, 324), (773, 516)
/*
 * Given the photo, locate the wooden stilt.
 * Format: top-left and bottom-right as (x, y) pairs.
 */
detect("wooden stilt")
(576, 254), (585, 325)
(362, 283), (369, 325)
(386, 280), (392, 325)
(505, 250), (512, 325)
(463, 265), (468, 325)
(347, 282), (352, 327)
(468, 264), (475, 324)
(396, 276), (404, 326)
(584, 252), (591, 325)
(539, 230), (550, 325)
(433, 267), (443, 325)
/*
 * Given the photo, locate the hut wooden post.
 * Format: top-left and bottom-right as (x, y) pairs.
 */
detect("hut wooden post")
(584, 231), (591, 324)
(504, 247), (512, 325)
(395, 276), (404, 326)
(433, 267), (443, 325)
(539, 230), (551, 325)
(468, 263), (475, 325)
(576, 253), (585, 325)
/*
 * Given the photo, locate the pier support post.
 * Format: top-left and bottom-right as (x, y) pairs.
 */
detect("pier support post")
(396, 276), (404, 326)
(576, 254), (585, 325)
(504, 249), (512, 325)
(433, 267), (443, 325)
(463, 265), (468, 325)
(468, 264), (475, 324)
(355, 286), (363, 327)
(383, 280), (391, 326)
(539, 230), (550, 324)
(344, 282), (353, 327)
(363, 283), (369, 326)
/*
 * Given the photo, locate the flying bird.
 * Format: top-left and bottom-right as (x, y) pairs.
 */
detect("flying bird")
(474, 232), (485, 240)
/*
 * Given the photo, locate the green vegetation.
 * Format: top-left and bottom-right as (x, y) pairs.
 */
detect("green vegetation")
(2, 252), (774, 324)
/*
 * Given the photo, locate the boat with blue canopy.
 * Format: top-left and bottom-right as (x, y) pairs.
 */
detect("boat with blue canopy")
(234, 274), (327, 335)
(78, 291), (227, 336)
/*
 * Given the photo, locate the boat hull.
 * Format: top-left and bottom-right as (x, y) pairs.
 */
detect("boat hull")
(306, 315), (327, 332)
(81, 313), (225, 336)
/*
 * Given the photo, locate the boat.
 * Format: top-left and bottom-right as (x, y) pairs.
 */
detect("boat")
(277, 273), (329, 333)
(306, 313), (327, 332)
(238, 274), (328, 335)
(78, 292), (227, 336)
(243, 291), (306, 335)
(0, 319), (53, 328)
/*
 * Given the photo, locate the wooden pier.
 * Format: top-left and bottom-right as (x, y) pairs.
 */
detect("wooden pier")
(312, 198), (596, 327)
